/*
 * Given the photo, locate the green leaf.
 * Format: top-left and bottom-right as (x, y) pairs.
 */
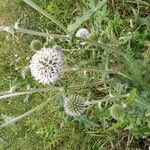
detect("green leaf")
(123, 55), (143, 84)
(140, 16), (150, 27)
(126, 89), (150, 110)
(126, 88), (137, 104)
(67, 0), (107, 35)
(135, 96), (150, 110)
(75, 115), (99, 128)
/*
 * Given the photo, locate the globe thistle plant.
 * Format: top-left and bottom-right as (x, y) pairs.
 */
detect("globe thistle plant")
(64, 94), (86, 117)
(29, 47), (64, 85)
(110, 104), (126, 120)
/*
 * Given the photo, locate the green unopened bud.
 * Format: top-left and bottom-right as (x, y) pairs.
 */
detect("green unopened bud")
(30, 40), (43, 51)
(110, 104), (126, 120)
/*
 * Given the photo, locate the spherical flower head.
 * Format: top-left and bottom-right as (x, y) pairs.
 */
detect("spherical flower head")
(64, 95), (86, 117)
(29, 48), (64, 85)
(76, 28), (90, 39)
(110, 104), (126, 120)
(30, 40), (43, 51)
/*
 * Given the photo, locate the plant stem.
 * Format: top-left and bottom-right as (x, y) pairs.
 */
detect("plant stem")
(0, 26), (6, 31)
(18, 28), (69, 39)
(0, 26), (126, 57)
(85, 93), (129, 105)
(67, 79), (112, 89)
(0, 90), (63, 129)
(74, 36), (125, 57)
(64, 67), (116, 73)
(0, 91), (11, 96)
(0, 79), (111, 100)
(22, 0), (69, 34)
(0, 26), (69, 39)
(0, 87), (62, 101)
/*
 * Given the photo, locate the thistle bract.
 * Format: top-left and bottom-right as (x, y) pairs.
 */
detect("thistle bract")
(29, 48), (64, 85)
(64, 95), (86, 117)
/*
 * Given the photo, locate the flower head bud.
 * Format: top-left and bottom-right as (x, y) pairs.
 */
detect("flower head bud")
(110, 104), (126, 120)
(30, 40), (43, 51)
(75, 28), (90, 45)
(64, 94), (86, 117)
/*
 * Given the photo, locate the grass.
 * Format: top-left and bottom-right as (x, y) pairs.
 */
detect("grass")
(0, 0), (150, 149)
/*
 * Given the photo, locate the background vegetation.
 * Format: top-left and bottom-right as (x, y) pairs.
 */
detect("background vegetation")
(0, 0), (150, 149)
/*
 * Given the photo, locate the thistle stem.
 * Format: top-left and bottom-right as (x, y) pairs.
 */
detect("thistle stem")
(85, 93), (129, 105)
(0, 26), (6, 31)
(22, 0), (69, 34)
(0, 87), (62, 101)
(0, 80), (111, 100)
(17, 28), (69, 39)
(67, 79), (112, 89)
(64, 67), (116, 73)
(0, 26), (126, 57)
(0, 26), (69, 39)
(74, 36), (125, 57)
(0, 90), (63, 129)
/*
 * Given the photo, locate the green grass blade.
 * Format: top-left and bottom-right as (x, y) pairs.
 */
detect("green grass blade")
(22, 0), (69, 34)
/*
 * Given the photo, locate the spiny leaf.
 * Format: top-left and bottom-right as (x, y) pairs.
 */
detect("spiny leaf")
(126, 89), (150, 110)
(126, 88), (137, 104)
(123, 54), (143, 84)
(67, 0), (107, 35)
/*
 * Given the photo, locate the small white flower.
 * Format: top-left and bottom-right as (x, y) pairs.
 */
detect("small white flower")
(64, 94), (86, 117)
(29, 48), (64, 85)
(76, 28), (90, 39)
(76, 28), (90, 46)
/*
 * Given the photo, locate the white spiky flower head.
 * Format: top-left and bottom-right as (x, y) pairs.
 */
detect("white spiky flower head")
(76, 28), (90, 39)
(29, 47), (64, 85)
(64, 94), (86, 117)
